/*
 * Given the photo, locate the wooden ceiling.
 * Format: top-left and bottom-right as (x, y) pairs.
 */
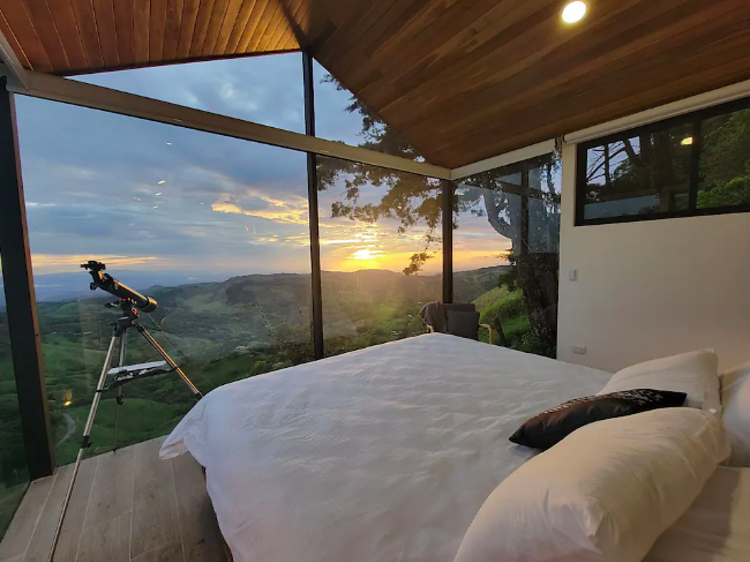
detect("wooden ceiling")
(2, 1), (750, 168)
(0, 0), (303, 74)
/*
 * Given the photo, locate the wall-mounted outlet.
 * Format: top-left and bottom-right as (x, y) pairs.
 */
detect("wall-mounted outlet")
(573, 345), (587, 355)
(569, 269), (578, 281)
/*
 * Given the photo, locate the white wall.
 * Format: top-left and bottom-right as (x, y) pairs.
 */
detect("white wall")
(557, 142), (750, 373)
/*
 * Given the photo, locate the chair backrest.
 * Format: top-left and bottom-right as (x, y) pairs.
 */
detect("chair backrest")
(444, 303), (480, 340)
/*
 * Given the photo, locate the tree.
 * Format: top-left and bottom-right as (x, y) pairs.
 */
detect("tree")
(317, 76), (562, 353)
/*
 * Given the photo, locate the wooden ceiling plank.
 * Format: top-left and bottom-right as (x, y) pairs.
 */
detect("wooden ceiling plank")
(357, 0), (524, 102)
(22, 0), (69, 70)
(429, 15), (750, 165)
(226, 0), (256, 53)
(380, 0), (643, 128)
(259, 0), (295, 53)
(149, 0), (168, 60)
(132, 0), (150, 63)
(70, 0), (103, 68)
(1, 1), (53, 72)
(201, 0), (230, 55)
(189, 0), (216, 56)
(113, 0), (136, 65)
(163, 0), (184, 60)
(46, 0), (87, 70)
(91, 0), (120, 66)
(401, 0), (737, 141)
(300, 0), (378, 59)
(268, 0), (303, 52)
(175, 0), (198, 59)
(246, 0), (282, 52)
(278, 0), (315, 51)
(214, 0), (244, 54)
(0, 8), (32, 70)
(235, 0), (271, 53)
(313, 0), (400, 70)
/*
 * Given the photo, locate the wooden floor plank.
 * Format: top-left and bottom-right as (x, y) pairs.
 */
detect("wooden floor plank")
(0, 474), (55, 560)
(130, 540), (184, 562)
(23, 457), (98, 562)
(130, 439), (180, 558)
(84, 446), (135, 529)
(171, 454), (226, 562)
(75, 511), (130, 562)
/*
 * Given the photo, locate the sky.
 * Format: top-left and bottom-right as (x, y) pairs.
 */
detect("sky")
(13, 52), (511, 283)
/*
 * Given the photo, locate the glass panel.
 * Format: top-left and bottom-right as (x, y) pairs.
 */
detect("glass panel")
(15, 96), (313, 465)
(313, 60), (424, 160)
(317, 156), (442, 356)
(454, 155), (561, 358)
(74, 53), (305, 133)
(0, 270), (29, 540)
(582, 125), (693, 221)
(698, 107), (750, 209)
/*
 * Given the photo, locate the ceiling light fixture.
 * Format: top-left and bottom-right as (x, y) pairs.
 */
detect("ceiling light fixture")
(562, 1), (587, 24)
(681, 136), (694, 146)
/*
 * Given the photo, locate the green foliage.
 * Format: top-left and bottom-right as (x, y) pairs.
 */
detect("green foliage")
(697, 176), (750, 208)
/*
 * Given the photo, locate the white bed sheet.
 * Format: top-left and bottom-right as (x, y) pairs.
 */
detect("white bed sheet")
(160, 333), (612, 562)
(645, 466), (750, 562)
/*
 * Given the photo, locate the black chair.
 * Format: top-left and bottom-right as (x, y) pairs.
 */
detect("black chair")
(422, 302), (494, 344)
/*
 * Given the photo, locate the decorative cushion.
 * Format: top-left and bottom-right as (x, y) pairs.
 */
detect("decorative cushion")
(720, 360), (750, 466)
(509, 389), (687, 449)
(445, 310), (480, 340)
(455, 408), (730, 562)
(599, 349), (720, 412)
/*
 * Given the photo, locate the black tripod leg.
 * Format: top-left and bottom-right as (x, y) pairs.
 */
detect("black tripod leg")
(137, 325), (203, 399)
(112, 331), (128, 451)
(48, 332), (119, 562)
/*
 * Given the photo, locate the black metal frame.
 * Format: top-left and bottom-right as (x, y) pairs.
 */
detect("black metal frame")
(0, 78), (55, 479)
(302, 52), (325, 360)
(442, 180), (454, 303)
(575, 94), (750, 226)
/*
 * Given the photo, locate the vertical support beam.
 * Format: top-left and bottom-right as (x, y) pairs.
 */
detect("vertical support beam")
(688, 119), (702, 211)
(0, 78), (55, 479)
(442, 179), (454, 303)
(302, 52), (324, 360)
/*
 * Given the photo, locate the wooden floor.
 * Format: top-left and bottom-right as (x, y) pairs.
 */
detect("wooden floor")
(0, 437), (227, 562)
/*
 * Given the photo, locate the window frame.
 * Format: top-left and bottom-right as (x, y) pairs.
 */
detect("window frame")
(575, 95), (750, 226)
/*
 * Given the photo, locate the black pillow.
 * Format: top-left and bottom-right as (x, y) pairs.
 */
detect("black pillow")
(509, 389), (687, 449)
(445, 310), (480, 340)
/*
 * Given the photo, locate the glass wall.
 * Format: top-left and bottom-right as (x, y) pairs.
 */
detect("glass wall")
(313, 60), (423, 160)
(317, 156), (442, 356)
(15, 96), (313, 465)
(0, 270), (29, 540)
(75, 53), (305, 133)
(453, 154), (561, 357)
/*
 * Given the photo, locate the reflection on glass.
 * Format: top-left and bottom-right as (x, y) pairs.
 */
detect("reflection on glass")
(16, 96), (312, 465)
(0, 271), (29, 540)
(699, 108), (750, 209)
(454, 155), (561, 357)
(582, 125), (693, 220)
(313, 60), (423, 159)
(74, 53), (305, 133)
(317, 156), (442, 356)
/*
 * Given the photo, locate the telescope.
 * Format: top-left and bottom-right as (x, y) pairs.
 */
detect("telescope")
(80, 260), (158, 313)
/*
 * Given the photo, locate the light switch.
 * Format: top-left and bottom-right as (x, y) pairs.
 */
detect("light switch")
(573, 345), (587, 355)
(569, 269), (578, 281)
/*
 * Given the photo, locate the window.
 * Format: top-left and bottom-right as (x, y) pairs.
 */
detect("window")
(15, 96), (313, 465)
(75, 53), (305, 133)
(577, 97), (750, 225)
(316, 156), (442, 356)
(0, 270), (29, 540)
(454, 154), (561, 358)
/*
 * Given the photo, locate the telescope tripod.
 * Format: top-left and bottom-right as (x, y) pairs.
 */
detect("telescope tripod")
(48, 299), (202, 562)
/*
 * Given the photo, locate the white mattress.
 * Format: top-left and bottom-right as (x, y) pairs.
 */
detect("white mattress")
(160, 333), (611, 562)
(645, 466), (750, 562)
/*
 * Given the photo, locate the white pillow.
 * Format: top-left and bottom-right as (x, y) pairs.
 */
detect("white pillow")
(599, 349), (720, 412)
(721, 360), (750, 467)
(454, 408), (729, 562)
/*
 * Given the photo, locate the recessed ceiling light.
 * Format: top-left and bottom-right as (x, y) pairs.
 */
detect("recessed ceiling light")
(158, 180), (166, 185)
(681, 136), (694, 146)
(562, 1), (587, 24)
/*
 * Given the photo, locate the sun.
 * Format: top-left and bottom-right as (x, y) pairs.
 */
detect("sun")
(350, 248), (381, 261)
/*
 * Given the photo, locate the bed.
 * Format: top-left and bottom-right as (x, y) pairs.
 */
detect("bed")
(160, 333), (750, 562)
(160, 333), (612, 561)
